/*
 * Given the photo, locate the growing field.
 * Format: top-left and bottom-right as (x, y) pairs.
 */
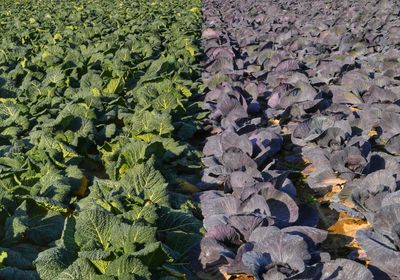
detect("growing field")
(193, 0), (400, 279)
(1, 0), (400, 279)
(0, 0), (204, 279)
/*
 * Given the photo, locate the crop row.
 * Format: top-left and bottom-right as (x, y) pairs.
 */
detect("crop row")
(0, 0), (204, 279)
(192, 0), (400, 279)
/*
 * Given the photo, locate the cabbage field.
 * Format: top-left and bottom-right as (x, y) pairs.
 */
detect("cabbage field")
(1, 0), (400, 279)
(0, 0), (204, 279)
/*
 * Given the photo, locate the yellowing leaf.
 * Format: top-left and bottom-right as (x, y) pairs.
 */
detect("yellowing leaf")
(341, 198), (356, 209)
(223, 272), (255, 280)
(89, 259), (110, 274)
(176, 98), (185, 110)
(211, 127), (222, 135)
(91, 87), (101, 96)
(176, 179), (200, 194)
(185, 44), (196, 56)
(302, 164), (317, 175)
(53, 33), (63, 43)
(73, 176), (88, 198)
(104, 77), (123, 95)
(320, 184), (343, 203)
(320, 177), (347, 186)
(13, 174), (22, 186)
(0, 251), (7, 266)
(269, 118), (280, 125)
(74, 5), (84, 11)
(110, 201), (120, 208)
(176, 84), (192, 97)
(159, 121), (167, 135)
(119, 163), (129, 176)
(368, 129), (378, 137)
(78, 102), (90, 110)
(20, 57), (28, 68)
(190, 7), (200, 13)
(0, 98), (16, 104)
(96, 199), (113, 212)
(136, 133), (156, 142)
(58, 143), (78, 159)
(42, 50), (51, 59)
(328, 212), (370, 238)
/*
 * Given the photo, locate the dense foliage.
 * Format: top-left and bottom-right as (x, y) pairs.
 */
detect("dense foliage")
(2, 0), (400, 279)
(0, 0), (204, 279)
(192, 0), (400, 279)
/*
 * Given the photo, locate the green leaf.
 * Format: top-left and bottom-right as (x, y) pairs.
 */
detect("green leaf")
(4, 201), (64, 246)
(80, 72), (103, 94)
(110, 223), (157, 253)
(142, 55), (174, 80)
(163, 231), (201, 259)
(0, 244), (38, 271)
(75, 209), (119, 250)
(152, 93), (178, 112)
(120, 141), (148, 167)
(43, 68), (64, 86)
(158, 207), (202, 233)
(28, 196), (69, 213)
(126, 111), (174, 136)
(105, 256), (151, 279)
(122, 204), (158, 224)
(56, 217), (78, 250)
(78, 250), (111, 260)
(0, 267), (39, 280)
(177, 122), (197, 140)
(120, 162), (168, 205)
(131, 242), (171, 269)
(79, 251), (112, 274)
(56, 258), (98, 280)
(35, 247), (75, 280)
